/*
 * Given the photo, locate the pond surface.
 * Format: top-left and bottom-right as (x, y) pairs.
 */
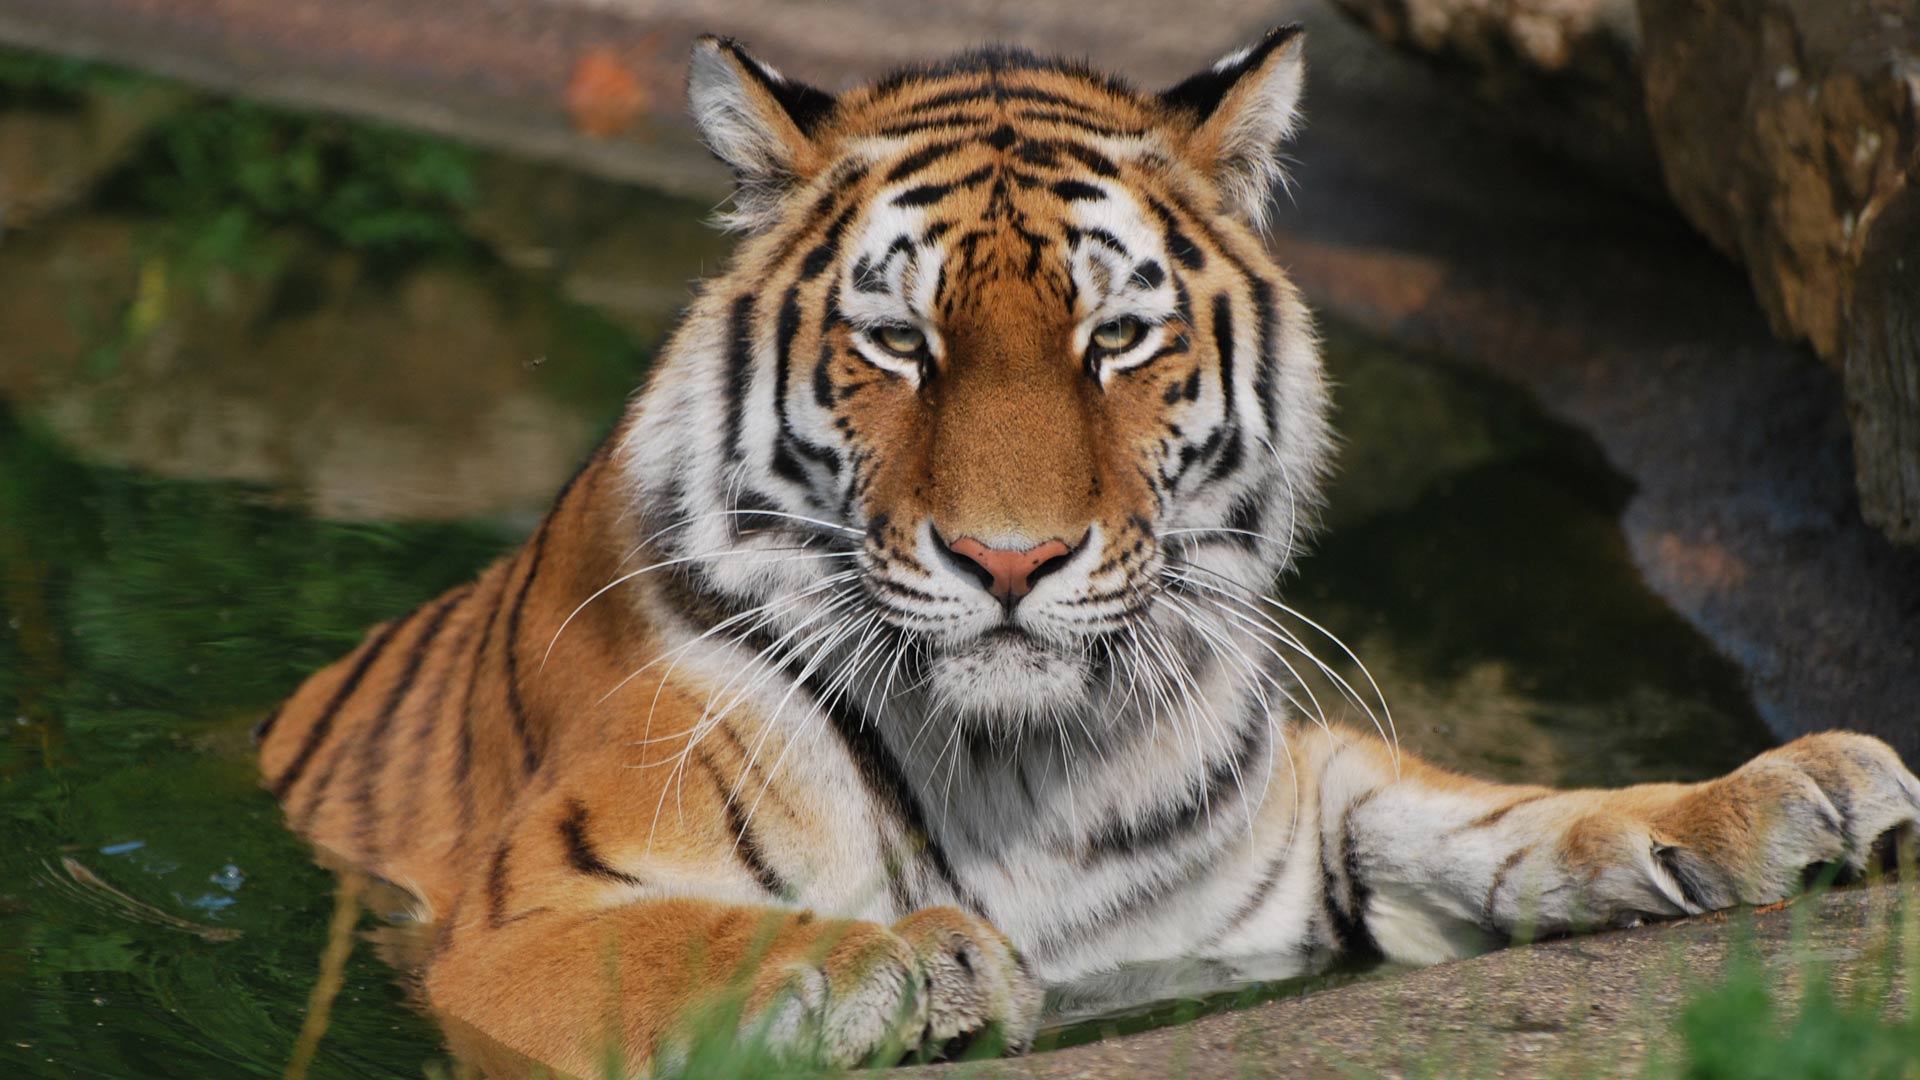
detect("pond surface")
(0, 52), (1775, 1078)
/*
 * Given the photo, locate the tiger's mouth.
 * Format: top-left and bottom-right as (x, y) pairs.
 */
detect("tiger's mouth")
(922, 623), (1098, 726)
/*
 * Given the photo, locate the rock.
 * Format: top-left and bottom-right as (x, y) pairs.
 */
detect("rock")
(458, 155), (728, 343)
(898, 883), (1917, 1079)
(0, 216), (634, 522)
(0, 82), (185, 231)
(1326, 0), (1661, 196)
(1638, 0), (1920, 544)
(1847, 179), (1920, 543)
(1264, 3), (1920, 761)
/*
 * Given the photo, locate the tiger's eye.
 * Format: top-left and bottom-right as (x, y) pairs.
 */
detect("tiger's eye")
(1092, 317), (1144, 351)
(874, 325), (926, 356)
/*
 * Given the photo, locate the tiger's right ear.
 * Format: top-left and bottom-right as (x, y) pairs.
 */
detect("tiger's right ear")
(1158, 25), (1305, 231)
(687, 36), (836, 231)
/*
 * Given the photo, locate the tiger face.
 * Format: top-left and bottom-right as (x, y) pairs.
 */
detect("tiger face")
(626, 30), (1330, 734)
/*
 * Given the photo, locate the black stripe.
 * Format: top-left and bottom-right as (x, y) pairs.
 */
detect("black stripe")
(1011, 110), (1143, 138)
(1084, 704), (1266, 859)
(1212, 293), (1237, 416)
(899, 85), (996, 114)
(449, 568), (506, 837)
(1148, 197), (1206, 269)
(1248, 277), (1279, 439)
(501, 527), (549, 777)
(269, 614), (409, 800)
(293, 732), (352, 830)
(1323, 789), (1383, 960)
(1011, 219), (1053, 279)
(812, 284), (850, 412)
(813, 337), (841, 413)
(770, 439), (811, 488)
(723, 294), (756, 464)
(1202, 292), (1246, 487)
(772, 286), (844, 478)
(892, 165), (993, 208)
(1012, 139), (1057, 166)
(1081, 227), (1130, 257)
(497, 455), (595, 777)
(850, 235), (915, 296)
(485, 839), (514, 927)
(798, 665), (980, 915)
(874, 112), (992, 137)
(1051, 179), (1104, 202)
(698, 752), (792, 898)
(997, 85), (1101, 111)
(1222, 493), (1266, 551)
(1482, 846), (1530, 935)
(1032, 849), (1216, 962)
(250, 705), (283, 747)
(392, 616), (474, 843)
(885, 138), (969, 182)
(799, 201), (861, 280)
(899, 83), (1096, 116)
(1205, 430), (1245, 485)
(1177, 198), (1279, 439)
(1454, 792), (1552, 833)
(850, 253), (886, 294)
(1060, 141), (1120, 177)
(351, 585), (470, 852)
(1169, 427), (1222, 490)
(773, 287), (805, 440)
(730, 488), (786, 537)
(559, 798), (645, 886)
(454, 563), (513, 835)
(766, 165), (870, 272)
(1207, 849), (1291, 945)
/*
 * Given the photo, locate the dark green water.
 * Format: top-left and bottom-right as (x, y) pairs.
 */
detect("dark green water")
(0, 50), (1774, 1079)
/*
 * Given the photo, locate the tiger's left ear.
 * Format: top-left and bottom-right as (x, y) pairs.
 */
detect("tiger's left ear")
(687, 35), (837, 232)
(1158, 25), (1306, 229)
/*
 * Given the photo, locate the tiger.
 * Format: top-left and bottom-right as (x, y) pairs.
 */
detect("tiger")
(255, 25), (1920, 1076)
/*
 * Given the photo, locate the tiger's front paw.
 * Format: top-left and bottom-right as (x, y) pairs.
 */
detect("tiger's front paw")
(745, 908), (1039, 1067)
(892, 906), (1042, 1061)
(1652, 732), (1920, 909)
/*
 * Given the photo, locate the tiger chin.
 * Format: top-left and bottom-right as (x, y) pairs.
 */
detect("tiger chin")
(255, 25), (1920, 1077)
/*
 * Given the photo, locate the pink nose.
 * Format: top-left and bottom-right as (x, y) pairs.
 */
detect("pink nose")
(944, 536), (1074, 604)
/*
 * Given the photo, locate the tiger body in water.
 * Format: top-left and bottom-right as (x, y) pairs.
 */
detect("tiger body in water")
(256, 26), (1920, 1075)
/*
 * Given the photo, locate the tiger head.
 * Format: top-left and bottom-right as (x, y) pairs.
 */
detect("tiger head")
(623, 29), (1331, 734)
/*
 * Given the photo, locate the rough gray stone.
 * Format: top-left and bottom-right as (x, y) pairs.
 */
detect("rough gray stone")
(1325, 0), (1660, 196)
(899, 884), (1917, 1079)
(0, 81), (182, 231)
(1638, 0), (1920, 545)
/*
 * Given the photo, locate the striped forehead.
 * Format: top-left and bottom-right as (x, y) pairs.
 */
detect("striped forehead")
(838, 129), (1175, 320)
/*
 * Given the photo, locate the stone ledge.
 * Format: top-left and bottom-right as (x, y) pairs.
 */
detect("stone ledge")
(902, 884), (1915, 1079)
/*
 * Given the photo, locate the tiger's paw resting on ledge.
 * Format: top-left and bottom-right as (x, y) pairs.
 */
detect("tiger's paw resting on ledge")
(1316, 729), (1920, 966)
(426, 900), (1039, 1074)
(252, 22), (1920, 1079)
(732, 906), (1040, 1066)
